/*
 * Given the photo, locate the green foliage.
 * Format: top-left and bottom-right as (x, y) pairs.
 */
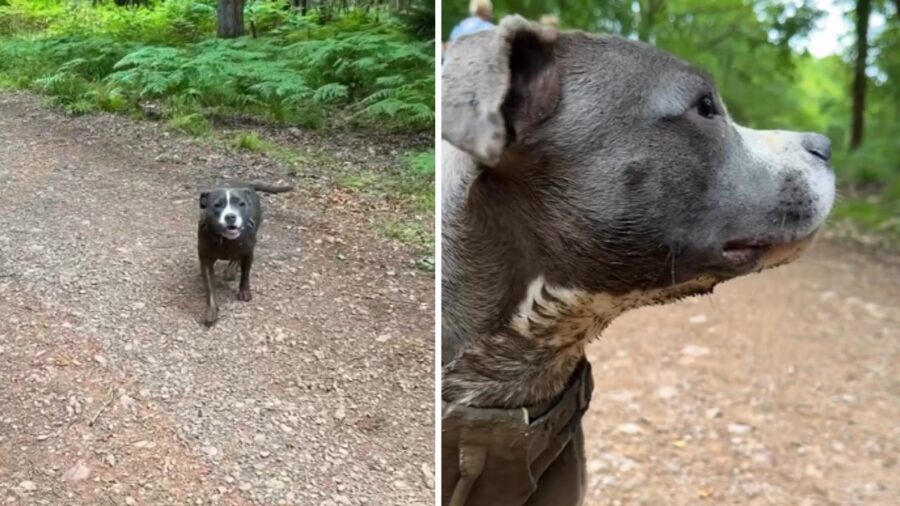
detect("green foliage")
(168, 112), (210, 135)
(394, 0), (435, 41)
(403, 149), (437, 177)
(313, 82), (349, 103)
(231, 131), (268, 151)
(338, 149), (435, 214)
(0, 0), (216, 42)
(397, 149), (436, 213)
(335, 147), (436, 253)
(226, 130), (307, 167)
(831, 197), (900, 245)
(380, 217), (434, 252)
(0, 37), (133, 86)
(0, 1), (434, 132)
(369, 149), (436, 255)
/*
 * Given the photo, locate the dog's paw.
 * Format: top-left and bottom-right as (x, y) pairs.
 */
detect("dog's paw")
(237, 289), (252, 302)
(204, 306), (219, 326)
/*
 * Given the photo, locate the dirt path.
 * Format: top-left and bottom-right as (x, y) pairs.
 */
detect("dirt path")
(582, 240), (900, 505)
(0, 93), (434, 506)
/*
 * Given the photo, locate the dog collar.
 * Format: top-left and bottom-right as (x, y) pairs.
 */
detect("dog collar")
(441, 360), (593, 506)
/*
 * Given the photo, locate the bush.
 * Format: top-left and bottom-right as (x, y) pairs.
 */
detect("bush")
(0, 1), (434, 131)
(0, 0), (216, 42)
(393, 0), (434, 41)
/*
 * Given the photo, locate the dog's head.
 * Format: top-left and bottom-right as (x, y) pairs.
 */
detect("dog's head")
(199, 188), (254, 240)
(443, 16), (835, 294)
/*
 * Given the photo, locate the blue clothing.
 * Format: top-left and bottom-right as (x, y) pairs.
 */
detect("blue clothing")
(449, 16), (495, 42)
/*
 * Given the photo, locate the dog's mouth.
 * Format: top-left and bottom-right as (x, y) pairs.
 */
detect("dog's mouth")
(222, 226), (241, 240)
(721, 230), (818, 270)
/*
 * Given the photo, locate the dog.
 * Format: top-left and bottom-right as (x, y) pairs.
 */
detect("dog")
(198, 181), (292, 326)
(440, 16), (835, 505)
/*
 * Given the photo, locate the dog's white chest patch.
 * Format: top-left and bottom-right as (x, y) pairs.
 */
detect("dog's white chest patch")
(509, 276), (625, 347)
(508, 275), (718, 348)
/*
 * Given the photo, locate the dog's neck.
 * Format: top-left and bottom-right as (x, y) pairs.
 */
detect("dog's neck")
(442, 143), (716, 409)
(442, 143), (591, 408)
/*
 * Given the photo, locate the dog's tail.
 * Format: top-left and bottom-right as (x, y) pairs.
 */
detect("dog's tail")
(248, 182), (294, 194)
(221, 180), (294, 194)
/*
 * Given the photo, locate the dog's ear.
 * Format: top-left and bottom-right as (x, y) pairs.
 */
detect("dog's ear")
(199, 191), (209, 209)
(442, 16), (560, 166)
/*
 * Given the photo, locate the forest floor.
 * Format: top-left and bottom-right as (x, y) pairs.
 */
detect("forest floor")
(582, 239), (900, 505)
(0, 92), (434, 506)
(1, 90), (899, 506)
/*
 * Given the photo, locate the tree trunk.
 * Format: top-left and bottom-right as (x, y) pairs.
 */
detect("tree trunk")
(637, 0), (665, 43)
(291, 0), (308, 15)
(850, 0), (871, 150)
(217, 0), (244, 39)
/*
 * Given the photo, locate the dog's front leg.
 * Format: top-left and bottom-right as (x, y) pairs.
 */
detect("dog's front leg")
(237, 254), (253, 301)
(201, 258), (218, 326)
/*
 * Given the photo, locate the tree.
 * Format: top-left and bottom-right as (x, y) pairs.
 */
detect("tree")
(850, 0), (871, 149)
(290, 0), (309, 16)
(637, 0), (666, 43)
(218, 0), (245, 39)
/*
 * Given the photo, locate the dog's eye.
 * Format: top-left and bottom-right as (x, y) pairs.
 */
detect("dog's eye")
(214, 202), (223, 209)
(239, 202), (246, 207)
(696, 94), (718, 119)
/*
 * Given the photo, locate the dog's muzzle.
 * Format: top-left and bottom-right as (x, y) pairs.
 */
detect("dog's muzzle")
(222, 227), (241, 240)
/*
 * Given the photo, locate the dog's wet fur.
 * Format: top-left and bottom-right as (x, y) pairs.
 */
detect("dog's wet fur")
(441, 17), (835, 408)
(198, 181), (292, 326)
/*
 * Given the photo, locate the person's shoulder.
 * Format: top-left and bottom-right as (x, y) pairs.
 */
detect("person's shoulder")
(458, 17), (477, 29)
(449, 17), (472, 40)
(450, 17), (495, 41)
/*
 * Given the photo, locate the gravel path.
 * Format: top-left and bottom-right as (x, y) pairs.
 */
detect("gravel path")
(0, 93), (434, 506)
(582, 240), (899, 505)
(4, 89), (899, 506)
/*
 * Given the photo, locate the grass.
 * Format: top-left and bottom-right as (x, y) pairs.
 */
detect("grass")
(398, 150), (436, 213)
(338, 148), (435, 255)
(380, 217), (434, 252)
(228, 130), (306, 168)
(231, 131), (269, 151)
(219, 130), (434, 255)
(340, 172), (379, 190)
(379, 150), (435, 256)
(168, 112), (210, 136)
(338, 149), (434, 212)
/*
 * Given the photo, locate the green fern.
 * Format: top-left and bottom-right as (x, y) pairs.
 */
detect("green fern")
(0, 3), (434, 131)
(312, 82), (348, 103)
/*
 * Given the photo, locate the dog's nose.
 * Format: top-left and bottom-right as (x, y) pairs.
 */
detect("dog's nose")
(224, 213), (236, 224)
(801, 133), (831, 163)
